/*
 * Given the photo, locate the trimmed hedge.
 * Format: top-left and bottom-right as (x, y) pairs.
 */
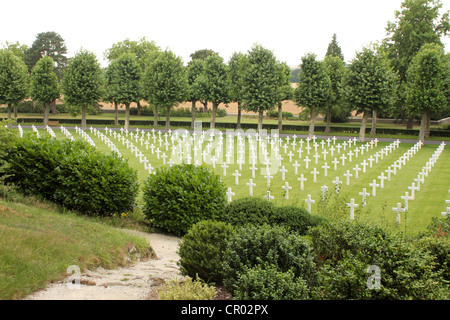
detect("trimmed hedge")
(1, 133), (138, 216)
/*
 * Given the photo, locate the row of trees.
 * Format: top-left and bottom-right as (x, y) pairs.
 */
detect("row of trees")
(1, 0), (449, 141)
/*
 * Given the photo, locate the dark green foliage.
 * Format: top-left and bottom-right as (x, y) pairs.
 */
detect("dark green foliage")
(1, 134), (138, 216)
(222, 197), (324, 235)
(177, 220), (236, 284)
(223, 224), (317, 294)
(142, 164), (227, 236)
(308, 220), (450, 299)
(233, 263), (310, 300)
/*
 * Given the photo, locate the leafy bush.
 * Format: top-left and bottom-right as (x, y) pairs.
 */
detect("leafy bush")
(222, 197), (325, 234)
(266, 110), (294, 119)
(142, 164), (227, 236)
(157, 276), (217, 300)
(223, 224), (317, 294)
(177, 220), (236, 283)
(2, 133), (138, 216)
(308, 220), (450, 300)
(233, 263), (309, 300)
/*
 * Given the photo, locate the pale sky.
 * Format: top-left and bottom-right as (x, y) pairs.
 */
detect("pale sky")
(2, 0), (450, 67)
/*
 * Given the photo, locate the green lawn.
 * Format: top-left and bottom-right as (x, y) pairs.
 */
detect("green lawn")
(23, 125), (450, 235)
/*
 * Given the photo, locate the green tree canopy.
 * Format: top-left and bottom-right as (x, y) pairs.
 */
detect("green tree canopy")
(202, 54), (231, 130)
(189, 49), (219, 62)
(345, 46), (398, 142)
(294, 53), (331, 139)
(0, 49), (29, 121)
(143, 49), (189, 132)
(228, 51), (248, 129)
(242, 44), (284, 132)
(62, 50), (104, 130)
(24, 31), (68, 81)
(406, 43), (449, 141)
(325, 33), (344, 61)
(30, 56), (60, 127)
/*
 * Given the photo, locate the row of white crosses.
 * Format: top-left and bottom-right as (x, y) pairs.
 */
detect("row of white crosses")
(392, 142), (446, 224)
(74, 127), (96, 147)
(45, 125), (56, 138)
(59, 125), (75, 141)
(31, 125), (40, 138)
(17, 124), (23, 137)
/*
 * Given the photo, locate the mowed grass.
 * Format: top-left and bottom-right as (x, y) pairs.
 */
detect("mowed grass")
(0, 196), (153, 300)
(27, 125), (450, 235)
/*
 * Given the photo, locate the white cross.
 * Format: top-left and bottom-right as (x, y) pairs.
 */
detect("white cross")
(282, 182), (292, 200)
(401, 192), (413, 211)
(305, 195), (315, 213)
(385, 167), (393, 181)
(332, 158), (339, 171)
(322, 149), (328, 161)
(378, 172), (387, 188)
(293, 161), (300, 175)
(233, 170), (241, 185)
(265, 174), (273, 188)
(311, 167), (319, 183)
(279, 166), (288, 181)
(347, 198), (359, 220)
(369, 179), (380, 197)
(313, 153), (320, 164)
(353, 165), (361, 179)
(340, 154), (347, 166)
(408, 183), (419, 200)
(359, 188), (370, 206)
(227, 187), (235, 203)
(298, 174), (307, 190)
(264, 190), (274, 202)
(343, 170), (352, 185)
(287, 151), (294, 162)
(322, 162), (330, 177)
(333, 177), (342, 193)
(246, 179), (256, 197)
(361, 160), (368, 173)
(321, 185), (328, 201)
(392, 202), (405, 225)
(304, 156), (311, 169)
(221, 162), (229, 176)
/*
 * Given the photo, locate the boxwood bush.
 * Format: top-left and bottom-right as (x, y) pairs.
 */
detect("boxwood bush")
(142, 164), (227, 236)
(2, 133), (138, 216)
(177, 220), (236, 284)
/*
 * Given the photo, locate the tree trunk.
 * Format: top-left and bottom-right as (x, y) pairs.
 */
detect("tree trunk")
(308, 107), (316, 139)
(425, 112), (430, 138)
(210, 103), (218, 130)
(125, 104), (130, 131)
(165, 105), (171, 133)
(114, 102), (119, 126)
(190, 101), (196, 129)
(258, 109), (264, 133)
(370, 110), (377, 136)
(51, 99), (57, 114)
(43, 102), (50, 127)
(7, 103), (12, 120)
(203, 101), (208, 113)
(153, 105), (159, 127)
(325, 105), (332, 134)
(418, 109), (429, 142)
(81, 106), (87, 130)
(137, 100), (142, 116)
(278, 103), (282, 132)
(236, 102), (242, 130)
(406, 116), (414, 130)
(358, 110), (369, 142)
(13, 104), (18, 121)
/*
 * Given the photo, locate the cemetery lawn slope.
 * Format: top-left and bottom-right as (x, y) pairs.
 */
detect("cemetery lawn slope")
(0, 198), (153, 300)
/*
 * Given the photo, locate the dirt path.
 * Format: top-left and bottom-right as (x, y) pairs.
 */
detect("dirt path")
(24, 230), (182, 300)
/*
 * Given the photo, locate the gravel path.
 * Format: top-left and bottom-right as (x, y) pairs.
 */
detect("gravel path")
(24, 230), (182, 300)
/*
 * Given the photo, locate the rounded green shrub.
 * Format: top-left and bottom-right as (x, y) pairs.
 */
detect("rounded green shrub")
(223, 223), (317, 294)
(142, 164), (227, 236)
(2, 134), (138, 216)
(177, 220), (235, 284)
(233, 264), (309, 300)
(272, 205), (326, 235)
(222, 197), (275, 227)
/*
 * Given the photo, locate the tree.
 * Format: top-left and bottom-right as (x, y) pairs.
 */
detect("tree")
(277, 62), (293, 132)
(104, 63), (120, 126)
(406, 43), (449, 141)
(228, 52), (248, 129)
(186, 59), (206, 128)
(384, 0), (450, 127)
(242, 44), (284, 132)
(189, 49), (218, 61)
(30, 56), (60, 127)
(143, 49), (188, 132)
(325, 33), (344, 61)
(24, 31), (68, 81)
(106, 53), (141, 131)
(62, 50), (103, 130)
(1, 41), (28, 61)
(294, 53), (331, 139)
(202, 54), (231, 130)
(104, 37), (161, 116)
(0, 49), (29, 121)
(345, 46), (398, 142)
(323, 55), (347, 133)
